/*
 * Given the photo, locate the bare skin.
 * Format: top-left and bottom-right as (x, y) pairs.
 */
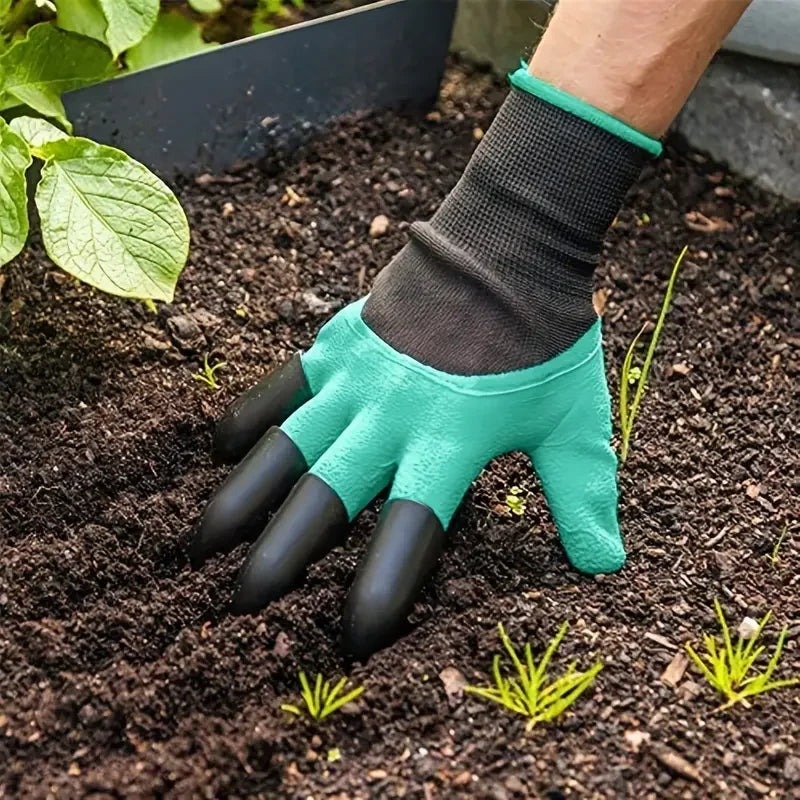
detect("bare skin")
(530, 0), (753, 137)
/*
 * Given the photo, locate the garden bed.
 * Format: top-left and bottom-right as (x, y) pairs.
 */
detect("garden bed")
(1, 64), (798, 799)
(210, 0), (375, 42)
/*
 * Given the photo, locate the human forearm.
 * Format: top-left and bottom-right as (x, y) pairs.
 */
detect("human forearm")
(530, 0), (752, 137)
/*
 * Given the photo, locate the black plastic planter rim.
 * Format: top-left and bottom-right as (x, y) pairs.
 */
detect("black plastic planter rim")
(63, 0), (458, 177)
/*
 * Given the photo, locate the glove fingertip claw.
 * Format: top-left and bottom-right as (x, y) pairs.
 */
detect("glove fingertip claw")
(230, 475), (349, 615)
(342, 500), (446, 661)
(212, 355), (312, 465)
(565, 534), (626, 575)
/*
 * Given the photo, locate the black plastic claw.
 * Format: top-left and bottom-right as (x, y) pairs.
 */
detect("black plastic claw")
(213, 355), (312, 465)
(230, 474), (349, 614)
(190, 427), (306, 568)
(341, 500), (446, 660)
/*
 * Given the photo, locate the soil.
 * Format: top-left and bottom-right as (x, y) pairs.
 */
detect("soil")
(1, 63), (798, 800)
(204, 0), (374, 45)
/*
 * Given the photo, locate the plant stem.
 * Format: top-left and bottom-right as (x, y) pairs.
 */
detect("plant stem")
(619, 245), (688, 462)
(0, 0), (38, 35)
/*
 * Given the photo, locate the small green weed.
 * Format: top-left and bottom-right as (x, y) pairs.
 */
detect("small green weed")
(327, 747), (341, 762)
(281, 671), (364, 721)
(619, 245), (688, 462)
(765, 523), (789, 569)
(626, 366), (641, 385)
(465, 623), (603, 730)
(192, 355), (226, 390)
(504, 486), (526, 516)
(685, 599), (799, 709)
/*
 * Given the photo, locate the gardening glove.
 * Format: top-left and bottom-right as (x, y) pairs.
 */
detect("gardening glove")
(190, 68), (662, 659)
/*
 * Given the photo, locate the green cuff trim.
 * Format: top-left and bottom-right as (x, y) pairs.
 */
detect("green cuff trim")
(509, 66), (663, 157)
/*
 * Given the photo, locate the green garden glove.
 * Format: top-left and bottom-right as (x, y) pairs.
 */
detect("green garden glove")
(190, 68), (662, 659)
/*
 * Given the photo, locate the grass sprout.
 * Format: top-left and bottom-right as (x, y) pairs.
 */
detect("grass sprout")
(619, 245), (688, 462)
(685, 599), (799, 709)
(280, 672), (364, 721)
(765, 523), (789, 569)
(192, 355), (227, 390)
(465, 623), (603, 730)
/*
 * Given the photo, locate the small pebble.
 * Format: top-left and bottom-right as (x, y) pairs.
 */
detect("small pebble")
(784, 755), (800, 782)
(504, 775), (526, 794)
(737, 616), (759, 640)
(397, 188), (416, 210)
(369, 214), (390, 238)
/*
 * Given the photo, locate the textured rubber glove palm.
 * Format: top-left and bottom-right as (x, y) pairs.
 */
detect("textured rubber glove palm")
(288, 298), (622, 573)
(190, 297), (624, 660)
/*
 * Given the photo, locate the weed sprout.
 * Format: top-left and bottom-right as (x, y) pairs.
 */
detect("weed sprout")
(281, 672), (364, 721)
(465, 623), (602, 730)
(685, 599), (799, 709)
(504, 486), (526, 516)
(765, 523), (789, 569)
(619, 245), (688, 461)
(193, 355), (227, 390)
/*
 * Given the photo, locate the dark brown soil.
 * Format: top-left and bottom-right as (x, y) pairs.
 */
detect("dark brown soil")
(1, 64), (798, 800)
(204, 0), (373, 45)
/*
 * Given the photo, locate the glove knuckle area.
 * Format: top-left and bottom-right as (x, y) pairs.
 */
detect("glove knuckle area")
(299, 300), (366, 391)
(280, 374), (354, 466)
(390, 434), (489, 528)
(308, 411), (402, 519)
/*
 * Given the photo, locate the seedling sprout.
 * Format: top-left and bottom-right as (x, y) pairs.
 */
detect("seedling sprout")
(619, 245), (688, 462)
(685, 599), (799, 709)
(765, 523), (789, 569)
(505, 486), (526, 516)
(193, 355), (227, 390)
(281, 671), (364, 721)
(465, 623), (603, 730)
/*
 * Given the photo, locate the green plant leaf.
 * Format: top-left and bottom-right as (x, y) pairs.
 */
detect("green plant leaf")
(298, 671), (316, 716)
(319, 685), (364, 720)
(57, 0), (158, 56)
(251, 0), (302, 34)
(313, 673), (323, 716)
(323, 676), (348, 711)
(0, 24), (113, 128)
(187, 0), (222, 14)
(0, 0), (12, 20)
(10, 115), (69, 148)
(98, 0), (159, 58)
(126, 11), (217, 72)
(0, 117), (31, 266)
(56, 0), (109, 46)
(620, 246), (688, 461)
(34, 136), (189, 301)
